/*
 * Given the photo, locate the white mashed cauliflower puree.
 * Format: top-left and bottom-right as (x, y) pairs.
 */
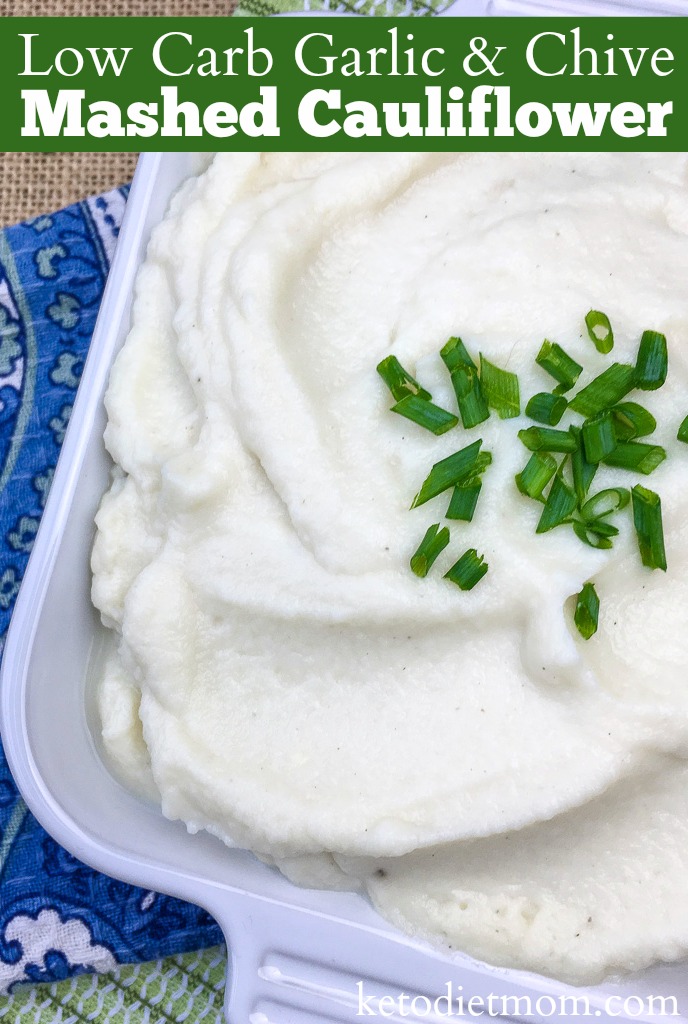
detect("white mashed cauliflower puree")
(92, 152), (688, 986)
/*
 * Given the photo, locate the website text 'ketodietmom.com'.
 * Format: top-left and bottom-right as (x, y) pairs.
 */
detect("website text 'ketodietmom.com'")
(354, 982), (681, 1019)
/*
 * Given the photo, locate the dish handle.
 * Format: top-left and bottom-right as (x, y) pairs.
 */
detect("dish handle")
(212, 887), (473, 1023)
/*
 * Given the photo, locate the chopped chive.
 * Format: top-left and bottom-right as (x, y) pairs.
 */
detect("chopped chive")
(479, 355), (520, 419)
(536, 473), (577, 534)
(635, 330), (668, 392)
(446, 480), (482, 522)
(586, 519), (619, 539)
(580, 488), (630, 522)
(411, 440), (491, 509)
(519, 427), (578, 454)
(570, 426), (598, 504)
(678, 415), (688, 444)
(582, 411), (617, 464)
(450, 365), (490, 429)
(516, 452), (558, 500)
(611, 402), (657, 441)
(632, 485), (667, 571)
(569, 363), (636, 418)
(572, 520), (615, 550)
(585, 310), (614, 354)
(391, 395), (459, 435)
(536, 340), (583, 392)
(525, 392), (568, 426)
(377, 355), (431, 403)
(574, 582), (600, 640)
(440, 336), (477, 374)
(444, 548), (488, 591)
(473, 452), (492, 475)
(410, 524), (450, 578)
(603, 441), (666, 475)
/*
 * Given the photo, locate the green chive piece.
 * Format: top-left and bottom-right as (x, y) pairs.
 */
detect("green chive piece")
(603, 442), (666, 476)
(391, 395), (459, 435)
(580, 488), (630, 522)
(536, 473), (577, 534)
(479, 355), (520, 419)
(569, 363), (636, 418)
(525, 392), (568, 426)
(582, 411), (618, 464)
(519, 427), (578, 454)
(572, 520), (616, 551)
(377, 355), (431, 403)
(450, 365), (490, 429)
(440, 336), (477, 374)
(444, 548), (488, 591)
(570, 426), (598, 505)
(586, 519), (619, 539)
(516, 452), (558, 500)
(678, 415), (688, 444)
(611, 402), (657, 441)
(446, 480), (482, 522)
(585, 310), (614, 355)
(410, 524), (450, 578)
(536, 341), (583, 392)
(574, 582), (600, 640)
(632, 484), (667, 571)
(635, 330), (668, 392)
(411, 440), (491, 509)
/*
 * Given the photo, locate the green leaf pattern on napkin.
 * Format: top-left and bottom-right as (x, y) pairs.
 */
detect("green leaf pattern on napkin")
(0, 947), (227, 1024)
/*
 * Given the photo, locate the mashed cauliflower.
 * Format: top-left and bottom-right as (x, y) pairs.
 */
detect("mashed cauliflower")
(92, 152), (688, 985)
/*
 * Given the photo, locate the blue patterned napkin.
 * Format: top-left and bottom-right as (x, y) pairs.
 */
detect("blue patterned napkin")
(0, 189), (223, 993)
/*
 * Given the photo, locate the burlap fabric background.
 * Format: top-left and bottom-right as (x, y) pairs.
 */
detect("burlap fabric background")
(0, 1), (238, 226)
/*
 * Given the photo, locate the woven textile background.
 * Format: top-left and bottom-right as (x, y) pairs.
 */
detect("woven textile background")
(0, 1), (248, 224)
(0, 0), (230, 224)
(0, 154), (139, 230)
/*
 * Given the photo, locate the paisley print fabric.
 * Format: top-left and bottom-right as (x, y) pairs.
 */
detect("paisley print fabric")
(0, 189), (223, 995)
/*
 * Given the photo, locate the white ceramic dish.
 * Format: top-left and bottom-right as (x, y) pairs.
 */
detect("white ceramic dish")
(2, 20), (688, 1021)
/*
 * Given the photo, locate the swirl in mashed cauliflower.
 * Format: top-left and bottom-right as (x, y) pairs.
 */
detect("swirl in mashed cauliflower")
(92, 152), (688, 986)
